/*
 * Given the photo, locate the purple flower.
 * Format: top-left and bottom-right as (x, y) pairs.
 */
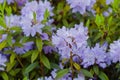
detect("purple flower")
(52, 23), (88, 59)
(109, 40), (120, 63)
(67, 0), (96, 14)
(41, 33), (49, 40)
(20, 0), (53, 37)
(106, 0), (113, 5)
(0, 53), (7, 71)
(103, 8), (112, 17)
(0, 0), (14, 4)
(81, 44), (108, 68)
(5, 15), (21, 28)
(14, 41), (34, 54)
(21, 22), (44, 37)
(43, 46), (56, 54)
(0, 34), (7, 43)
(15, 0), (28, 6)
(74, 73), (85, 80)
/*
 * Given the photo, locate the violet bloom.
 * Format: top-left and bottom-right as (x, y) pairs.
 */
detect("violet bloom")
(0, 34), (7, 42)
(109, 40), (120, 63)
(43, 46), (56, 54)
(81, 44), (108, 68)
(20, 0), (53, 37)
(5, 15), (21, 28)
(0, 0), (27, 5)
(15, 0), (28, 6)
(67, 0), (96, 14)
(106, 0), (113, 5)
(74, 73), (85, 80)
(41, 33), (49, 40)
(52, 23), (88, 59)
(0, 15), (20, 30)
(103, 8), (112, 17)
(0, 53), (7, 71)
(0, 0), (14, 4)
(14, 41), (34, 54)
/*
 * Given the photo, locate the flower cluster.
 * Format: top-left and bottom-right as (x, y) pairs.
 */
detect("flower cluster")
(52, 23), (88, 59)
(66, 0), (96, 14)
(109, 40), (120, 63)
(81, 44), (108, 68)
(20, 0), (53, 37)
(52, 24), (112, 68)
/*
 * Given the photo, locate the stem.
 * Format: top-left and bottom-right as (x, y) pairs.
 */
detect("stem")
(16, 55), (24, 68)
(40, 61), (44, 77)
(39, 52), (44, 77)
(70, 52), (74, 80)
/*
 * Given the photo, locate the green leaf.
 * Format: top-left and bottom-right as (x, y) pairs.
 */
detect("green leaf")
(33, 12), (37, 22)
(31, 50), (39, 63)
(10, 53), (16, 64)
(23, 77), (28, 80)
(73, 62), (81, 71)
(55, 68), (69, 79)
(0, 17), (6, 28)
(9, 69), (20, 76)
(51, 63), (61, 69)
(7, 34), (12, 46)
(1, 72), (8, 80)
(24, 62), (39, 74)
(86, 19), (90, 27)
(36, 38), (43, 52)
(108, 16), (113, 26)
(21, 50), (32, 58)
(6, 61), (17, 72)
(62, 19), (68, 27)
(0, 40), (7, 50)
(2, 0), (6, 10)
(115, 63), (120, 68)
(98, 71), (109, 80)
(40, 54), (51, 69)
(93, 65), (99, 75)
(44, 9), (50, 20)
(10, 26), (22, 32)
(95, 14), (104, 27)
(112, 0), (120, 11)
(57, 1), (64, 11)
(81, 69), (93, 78)
(5, 6), (12, 16)
(93, 33), (102, 42)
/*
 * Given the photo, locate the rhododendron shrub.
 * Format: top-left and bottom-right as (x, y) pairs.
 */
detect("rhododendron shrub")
(0, 0), (120, 80)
